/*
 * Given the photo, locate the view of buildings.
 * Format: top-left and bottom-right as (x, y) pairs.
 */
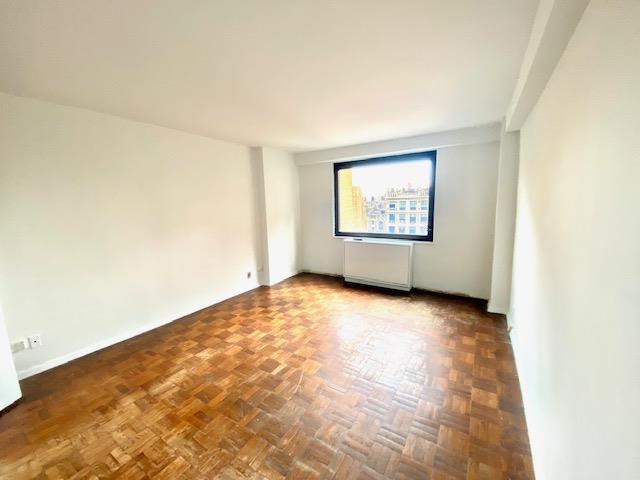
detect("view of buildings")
(338, 169), (430, 235)
(337, 169), (367, 232)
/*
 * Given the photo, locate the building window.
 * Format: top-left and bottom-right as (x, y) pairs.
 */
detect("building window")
(333, 151), (436, 241)
(399, 226), (406, 233)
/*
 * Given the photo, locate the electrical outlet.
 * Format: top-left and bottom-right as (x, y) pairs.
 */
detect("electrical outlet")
(27, 334), (42, 349)
(11, 339), (27, 354)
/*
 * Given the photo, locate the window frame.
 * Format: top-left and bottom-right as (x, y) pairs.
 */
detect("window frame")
(333, 150), (437, 242)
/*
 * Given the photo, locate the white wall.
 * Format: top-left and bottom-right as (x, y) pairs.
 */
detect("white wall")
(488, 126), (519, 314)
(0, 93), (263, 378)
(298, 142), (499, 299)
(0, 305), (21, 410)
(510, 1), (640, 478)
(256, 147), (300, 286)
(295, 124), (500, 165)
(505, 0), (589, 130)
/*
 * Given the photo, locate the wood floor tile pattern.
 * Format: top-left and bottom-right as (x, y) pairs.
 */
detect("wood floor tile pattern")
(0, 274), (534, 479)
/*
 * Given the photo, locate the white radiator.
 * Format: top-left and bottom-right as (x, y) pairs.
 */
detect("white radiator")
(343, 239), (413, 291)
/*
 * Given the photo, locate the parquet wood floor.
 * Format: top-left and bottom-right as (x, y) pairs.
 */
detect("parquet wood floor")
(0, 274), (534, 480)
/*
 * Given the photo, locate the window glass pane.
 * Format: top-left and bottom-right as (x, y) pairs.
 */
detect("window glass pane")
(335, 156), (433, 238)
(420, 214), (428, 223)
(409, 226), (416, 234)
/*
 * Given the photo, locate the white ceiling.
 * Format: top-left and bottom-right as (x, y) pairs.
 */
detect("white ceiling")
(0, 1), (538, 151)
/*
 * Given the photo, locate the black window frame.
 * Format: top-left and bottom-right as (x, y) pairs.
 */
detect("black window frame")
(333, 150), (437, 242)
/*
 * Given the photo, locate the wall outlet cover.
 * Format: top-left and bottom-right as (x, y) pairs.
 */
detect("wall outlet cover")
(27, 334), (43, 349)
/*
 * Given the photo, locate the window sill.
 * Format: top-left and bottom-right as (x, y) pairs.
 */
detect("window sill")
(335, 236), (435, 245)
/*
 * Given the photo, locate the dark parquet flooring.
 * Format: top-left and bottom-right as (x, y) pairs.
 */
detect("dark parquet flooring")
(0, 274), (533, 479)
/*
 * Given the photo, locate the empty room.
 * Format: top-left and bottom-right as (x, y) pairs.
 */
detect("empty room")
(0, 1), (638, 479)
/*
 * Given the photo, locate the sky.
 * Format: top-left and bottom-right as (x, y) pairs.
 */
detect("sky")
(350, 159), (431, 198)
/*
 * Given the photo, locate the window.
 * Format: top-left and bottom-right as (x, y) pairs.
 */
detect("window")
(334, 151), (436, 241)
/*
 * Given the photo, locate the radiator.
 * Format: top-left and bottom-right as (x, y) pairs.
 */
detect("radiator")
(343, 239), (413, 291)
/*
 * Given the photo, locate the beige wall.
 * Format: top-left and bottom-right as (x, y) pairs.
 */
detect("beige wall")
(298, 142), (499, 299)
(260, 147), (300, 285)
(0, 93), (263, 377)
(510, 1), (640, 477)
(488, 126), (519, 314)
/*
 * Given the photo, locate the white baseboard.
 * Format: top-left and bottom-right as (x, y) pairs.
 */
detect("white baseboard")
(17, 317), (176, 380)
(487, 302), (508, 314)
(17, 282), (259, 380)
(412, 284), (482, 299)
(303, 270), (491, 301)
(300, 269), (343, 277)
(266, 269), (301, 286)
(344, 276), (411, 292)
